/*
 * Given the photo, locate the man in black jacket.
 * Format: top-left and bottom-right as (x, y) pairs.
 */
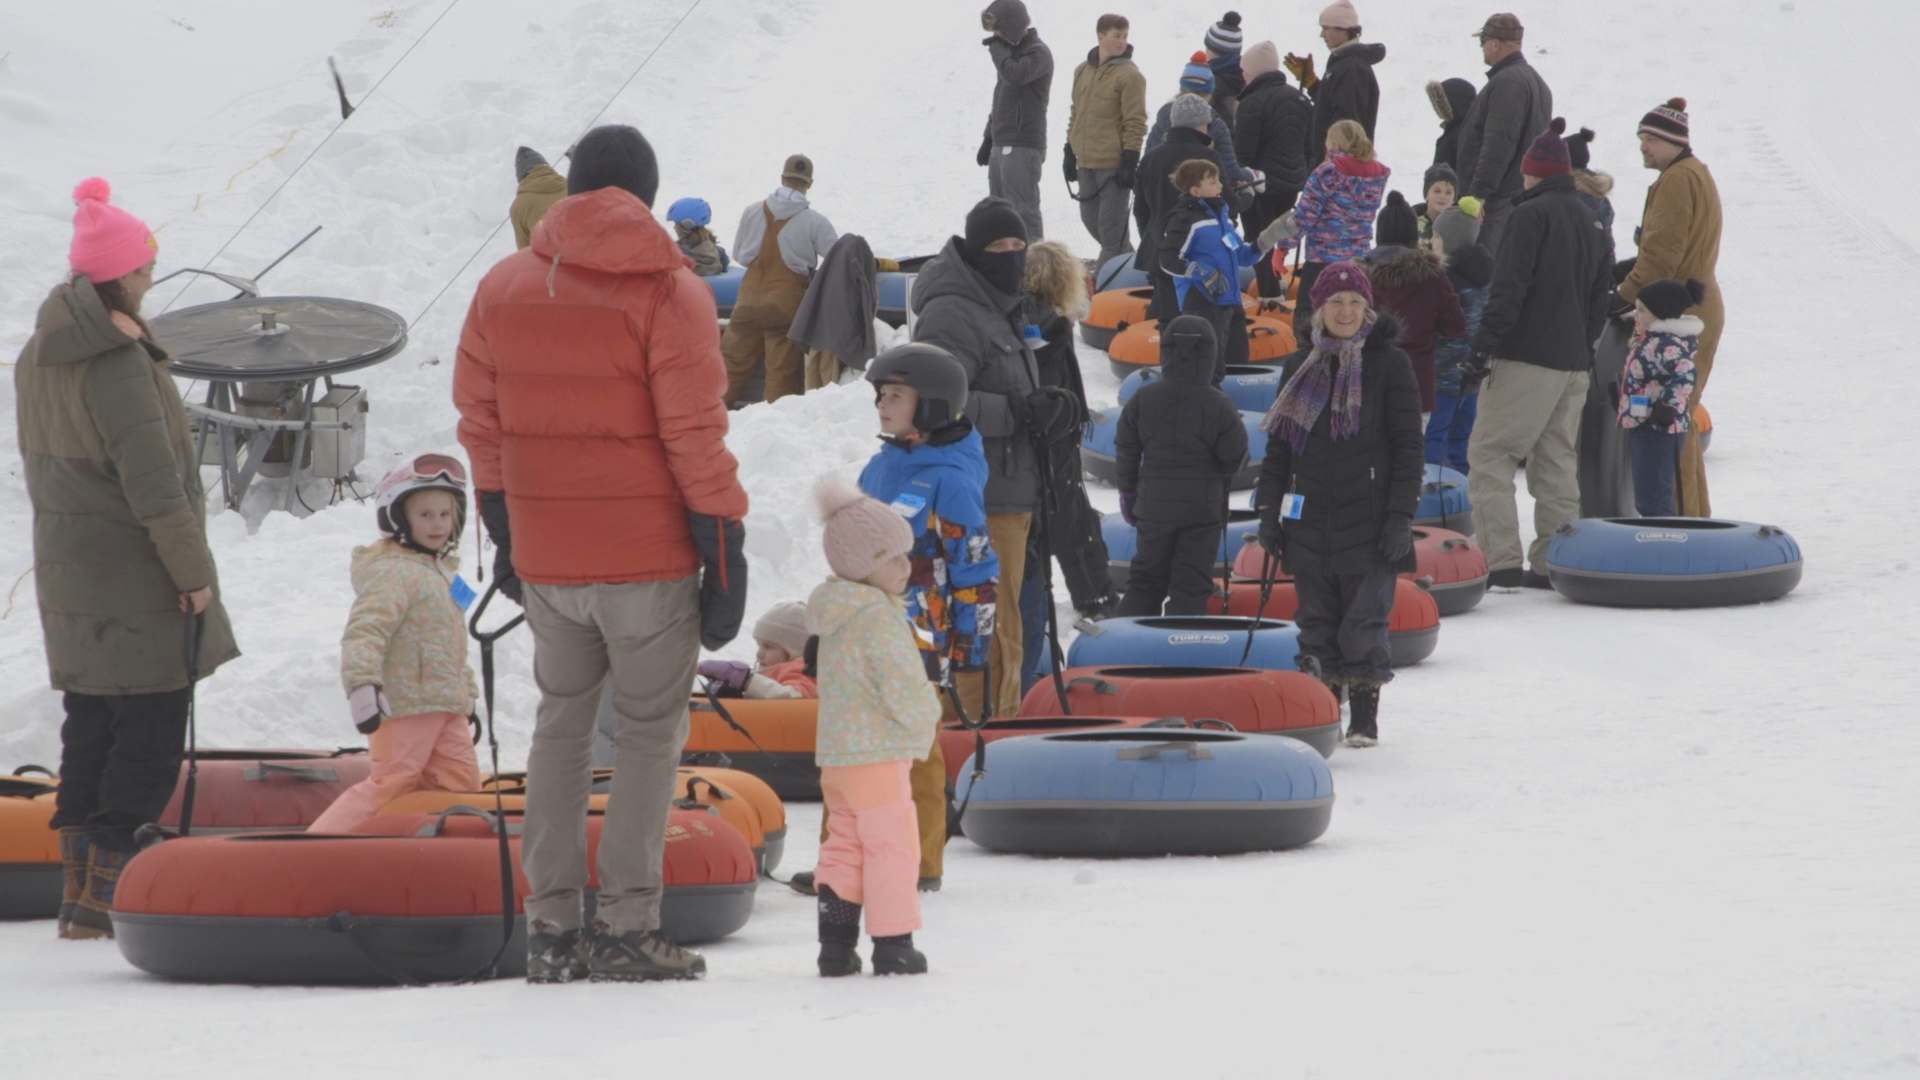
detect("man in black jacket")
(980, 0), (1053, 239)
(1132, 95), (1225, 323)
(1235, 41), (1315, 297)
(1286, 3), (1385, 165)
(1455, 13), (1552, 254)
(1463, 119), (1613, 589)
(1114, 316), (1249, 616)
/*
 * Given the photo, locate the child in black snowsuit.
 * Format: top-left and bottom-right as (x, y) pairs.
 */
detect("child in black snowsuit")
(1113, 315), (1250, 616)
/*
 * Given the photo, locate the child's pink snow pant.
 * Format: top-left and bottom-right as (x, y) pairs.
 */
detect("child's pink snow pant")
(815, 759), (921, 937)
(309, 712), (481, 833)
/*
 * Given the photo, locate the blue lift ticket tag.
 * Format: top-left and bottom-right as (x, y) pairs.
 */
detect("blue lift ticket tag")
(449, 574), (477, 612)
(1628, 395), (1651, 418)
(1281, 494), (1305, 520)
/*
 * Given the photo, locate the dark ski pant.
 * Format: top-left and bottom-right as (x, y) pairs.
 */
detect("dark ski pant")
(1118, 519), (1224, 618)
(51, 689), (191, 852)
(1020, 444), (1114, 694)
(1242, 187), (1301, 298)
(1292, 567), (1396, 685)
(1630, 426), (1682, 517)
(1180, 293), (1248, 383)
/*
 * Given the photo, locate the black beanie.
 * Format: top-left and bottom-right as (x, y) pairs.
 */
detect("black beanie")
(1636, 278), (1706, 321)
(567, 125), (659, 206)
(1375, 190), (1420, 247)
(1421, 163), (1459, 197)
(963, 197), (1028, 258)
(1566, 127), (1595, 172)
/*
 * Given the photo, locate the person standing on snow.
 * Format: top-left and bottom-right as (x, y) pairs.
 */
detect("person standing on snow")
(978, 0), (1052, 240)
(1064, 13), (1148, 267)
(455, 124), (750, 984)
(511, 146), (567, 250)
(1286, 1), (1385, 166)
(17, 178), (240, 941)
(1234, 40), (1316, 298)
(1460, 119), (1613, 592)
(1617, 98), (1722, 518)
(1454, 13), (1553, 255)
(722, 154), (839, 406)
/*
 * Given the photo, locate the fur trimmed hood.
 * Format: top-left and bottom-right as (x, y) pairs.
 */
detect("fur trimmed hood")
(1364, 244), (1445, 289)
(1575, 169), (1614, 199)
(1648, 314), (1705, 337)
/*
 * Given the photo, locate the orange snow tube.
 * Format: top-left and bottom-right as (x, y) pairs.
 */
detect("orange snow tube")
(1079, 287), (1155, 350)
(155, 749), (375, 832)
(0, 769), (60, 918)
(682, 698), (820, 800)
(1693, 402), (1713, 452)
(1210, 576), (1441, 666)
(1244, 316), (1298, 361)
(1106, 320), (1163, 378)
(112, 806), (757, 983)
(1018, 666), (1340, 758)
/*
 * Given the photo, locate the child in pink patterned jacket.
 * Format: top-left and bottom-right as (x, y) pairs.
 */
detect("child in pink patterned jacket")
(1616, 279), (1703, 517)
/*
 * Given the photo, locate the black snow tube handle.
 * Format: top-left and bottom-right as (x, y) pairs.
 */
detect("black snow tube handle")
(12, 764), (56, 778)
(1062, 676), (1120, 695)
(1189, 718), (1237, 731)
(413, 803), (506, 838)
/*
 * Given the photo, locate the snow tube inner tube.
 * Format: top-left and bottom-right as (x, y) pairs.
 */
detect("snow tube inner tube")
(681, 697), (820, 800)
(0, 770), (59, 918)
(1209, 577), (1440, 667)
(1079, 287), (1154, 350)
(156, 749), (375, 833)
(1019, 666), (1340, 758)
(1067, 615), (1300, 672)
(1546, 518), (1803, 608)
(936, 715), (1209, 785)
(113, 807), (757, 984)
(955, 729), (1333, 855)
(1415, 463), (1474, 534)
(699, 265), (748, 319)
(1118, 363), (1286, 413)
(1103, 510), (1263, 594)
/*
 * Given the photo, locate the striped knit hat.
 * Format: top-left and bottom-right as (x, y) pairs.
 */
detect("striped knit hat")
(1639, 98), (1690, 148)
(1180, 52), (1216, 93)
(1521, 118), (1572, 178)
(1205, 12), (1243, 55)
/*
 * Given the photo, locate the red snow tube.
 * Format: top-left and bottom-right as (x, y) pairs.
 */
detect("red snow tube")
(156, 749), (375, 832)
(112, 806), (756, 983)
(1228, 527), (1487, 616)
(1018, 666), (1340, 758)
(935, 715), (1181, 784)
(1209, 576), (1441, 666)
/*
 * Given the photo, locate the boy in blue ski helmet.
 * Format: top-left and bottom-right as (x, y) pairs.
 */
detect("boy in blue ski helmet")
(666, 196), (728, 275)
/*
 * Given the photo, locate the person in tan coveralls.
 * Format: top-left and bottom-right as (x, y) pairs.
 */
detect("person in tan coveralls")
(721, 155), (840, 405)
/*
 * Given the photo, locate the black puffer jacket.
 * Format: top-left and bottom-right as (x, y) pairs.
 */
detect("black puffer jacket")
(1255, 313), (1423, 575)
(1456, 52), (1552, 206)
(1115, 321), (1248, 527)
(1132, 126), (1226, 272)
(1472, 175), (1613, 371)
(983, 21), (1053, 152)
(1234, 71), (1315, 194)
(1310, 41), (1385, 163)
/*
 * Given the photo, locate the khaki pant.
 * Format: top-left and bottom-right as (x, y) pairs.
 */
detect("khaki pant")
(721, 304), (805, 405)
(519, 576), (701, 934)
(986, 512), (1031, 715)
(804, 349), (842, 391)
(1466, 360), (1588, 573)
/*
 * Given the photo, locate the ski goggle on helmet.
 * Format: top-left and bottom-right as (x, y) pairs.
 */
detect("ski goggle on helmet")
(374, 453), (469, 551)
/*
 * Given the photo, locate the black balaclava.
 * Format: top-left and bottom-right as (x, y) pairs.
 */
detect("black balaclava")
(961, 197), (1029, 297)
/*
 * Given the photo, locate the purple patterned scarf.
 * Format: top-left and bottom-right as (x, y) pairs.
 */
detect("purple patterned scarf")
(1260, 321), (1372, 454)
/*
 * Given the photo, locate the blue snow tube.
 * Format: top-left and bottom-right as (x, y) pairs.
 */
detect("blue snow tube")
(1416, 463), (1474, 534)
(700, 265), (748, 319)
(1093, 256), (1256, 297)
(877, 271), (911, 328)
(955, 729), (1333, 855)
(1102, 511), (1262, 594)
(1083, 407), (1264, 490)
(1545, 517), (1803, 608)
(1067, 615), (1300, 671)
(1118, 364), (1286, 413)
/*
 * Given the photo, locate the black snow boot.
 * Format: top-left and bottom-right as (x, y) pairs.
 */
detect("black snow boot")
(1346, 682), (1381, 747)
(786, 870), (818, 896)
(817, 885), (863, 977)
(871, 933), (929, 976)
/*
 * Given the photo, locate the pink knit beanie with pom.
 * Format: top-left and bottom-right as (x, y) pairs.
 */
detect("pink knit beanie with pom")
(816, 475), (914, 583)
(69, 178), (157, 284)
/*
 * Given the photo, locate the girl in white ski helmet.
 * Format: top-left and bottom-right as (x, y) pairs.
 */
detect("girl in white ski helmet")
(308, 453), (483, 831)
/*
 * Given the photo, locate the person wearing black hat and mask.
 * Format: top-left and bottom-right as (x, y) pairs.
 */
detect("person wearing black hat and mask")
(511, 146), (567, 250)
(909, 197), (1045, 715)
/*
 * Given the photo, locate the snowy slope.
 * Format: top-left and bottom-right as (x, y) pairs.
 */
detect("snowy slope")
(3, 1), (1920, 1075)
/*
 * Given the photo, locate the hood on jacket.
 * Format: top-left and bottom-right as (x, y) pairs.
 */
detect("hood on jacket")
(910, 236), (1023, 317)
(983, 0), (1030, 40)
(1365, 244), (1445, 289)
(1426, 77), (1476, 124)
(530, 186), (683, 276)
(1443, 242), (1495, 290)
(1331, 153), (1390, 179)
(1158, 315), (1218, 385)
(517, 163), (566, 198)
(1648, 315), (1705, 337)
(1085, 43), (1135, 65)
(808, 576), (897, 638)
(1330, 41), (1386, 67)
(1242, 70), (1293, 95)
(1516, 173), (1578, 203)
(350, 538), (457, 591)
(1574, 169), (1615, 199)
(29, 278), (144, 368)
(1165, 124), (1215, 149)
(766, 185), (812, 221)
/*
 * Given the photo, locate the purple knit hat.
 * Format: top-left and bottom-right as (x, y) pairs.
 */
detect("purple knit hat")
(1310, 260), (1374, 309)
(1522, 118), (1572, 178)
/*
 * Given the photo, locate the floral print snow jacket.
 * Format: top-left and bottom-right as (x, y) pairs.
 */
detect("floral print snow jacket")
(808, 578), (942, 767)
(1615, 315), (1702, 433)
(1274, 152), (1391, 265)
(340, 540), (477, 719)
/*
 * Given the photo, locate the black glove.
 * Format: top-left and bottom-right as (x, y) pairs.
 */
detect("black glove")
(1258, 518), (1285, 560)
(1117, 149), (1139, 189)
(1378, 515), (1414, 563)
(1612, 256), (1638, 285)
(1023, 388), (1061, 431)
(1647, 401), (1679, 429)
(1460, 349), (1494, 389)
(977, 134), (993, 168)
(477, 490), (522, 605)
(687, 511), (749, 650)
(1062, 142), (1078, 184)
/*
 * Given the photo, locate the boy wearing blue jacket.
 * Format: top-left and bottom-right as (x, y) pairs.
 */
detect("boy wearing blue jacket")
(1427, 206), (1493, 472)
(856, 343), (998, 891)
(1156, 158), (1263, 382)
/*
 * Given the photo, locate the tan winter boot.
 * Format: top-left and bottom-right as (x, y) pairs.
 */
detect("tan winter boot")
(68, 844), (133, 940)
(56, 826), (89, 939)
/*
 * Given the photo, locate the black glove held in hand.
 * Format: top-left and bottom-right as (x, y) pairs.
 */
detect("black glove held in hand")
(477, 490), (522, 604)
(1258, 518), (1285, 560)
(1062, 142), (1078, 184)
(1647, 401), (1679, 429)
(1461, 350), (1494, 389)
(977, 134), (993, 168)
(1378, 515), (1414, 563)
(1117, 149), (1139, 189)
(688, 511), (749, 650)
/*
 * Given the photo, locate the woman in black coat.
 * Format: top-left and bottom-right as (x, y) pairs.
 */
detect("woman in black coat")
(1254, 261), (1423, 747)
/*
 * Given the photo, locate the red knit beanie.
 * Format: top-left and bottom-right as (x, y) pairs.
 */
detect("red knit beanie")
(1520, 118), (1572, 179)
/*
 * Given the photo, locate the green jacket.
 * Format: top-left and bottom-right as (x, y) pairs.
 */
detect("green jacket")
(809, 578), (940, 768)
(511, 164), (568, 249)
(1067, 48), (1148, 169)
(14, 279), (238, 694)
(340, 540), (476, 719)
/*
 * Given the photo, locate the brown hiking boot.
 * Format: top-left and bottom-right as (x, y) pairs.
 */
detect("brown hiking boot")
(587, 922), (706, 982)
(56, 827), (89, 939)
(69, 844), (133, 940)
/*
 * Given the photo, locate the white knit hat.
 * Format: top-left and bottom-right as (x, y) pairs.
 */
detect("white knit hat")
(753, 601), (812, 656)
(1320, 0), (1360, 30)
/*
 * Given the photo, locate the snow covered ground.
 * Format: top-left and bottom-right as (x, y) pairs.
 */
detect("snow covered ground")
(3, 0), (1919, 1074)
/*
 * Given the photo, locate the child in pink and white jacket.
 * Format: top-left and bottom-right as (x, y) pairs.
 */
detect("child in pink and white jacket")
(310, 456), (482, 832)
(1615, 278), (1703, 517)
(808, 476), (941, 978)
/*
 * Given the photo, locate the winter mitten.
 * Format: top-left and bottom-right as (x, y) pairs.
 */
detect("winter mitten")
(1062, 142), (1079, 184)
(1117, 149), (1139, 189)
(1023, 388), (1060, 431)
(1258, 518), (1285, 560)
(1378, 515), (1414, 563)
(1647, 401), (1679, 429)
(349, 684), (391, 735)
(1258, 212), (1298, 253)
(478, 490), (521, 604)
(687, 512), (749, 650)
(697, 660), (753, 696)
(1118, 491), (1138, 527)
(977, 134), (993, 168)
(1283, 52), (1317, 89)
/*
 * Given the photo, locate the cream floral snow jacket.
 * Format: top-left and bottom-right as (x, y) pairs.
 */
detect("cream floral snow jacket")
(809, 577), (942, 767)
(340, 540), (477, 719)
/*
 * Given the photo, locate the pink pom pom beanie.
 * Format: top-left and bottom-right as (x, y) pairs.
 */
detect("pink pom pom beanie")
(69, 178), (158, 284)
(816, 476), (914, 583)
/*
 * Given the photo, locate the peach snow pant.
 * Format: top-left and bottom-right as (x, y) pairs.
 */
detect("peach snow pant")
(308, 712), (481, 833)
(815, 759), (922, 938)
